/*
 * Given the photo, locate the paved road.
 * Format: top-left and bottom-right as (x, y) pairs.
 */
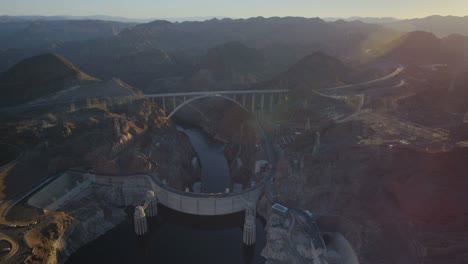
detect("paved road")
(2, 176), (55, 217)
(315, 65), (404, 93)
(0, 233), (19, 263)
(286, 210), (308, 264)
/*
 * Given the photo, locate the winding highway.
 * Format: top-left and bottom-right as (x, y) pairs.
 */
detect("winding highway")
(315, 65), (405, 93)
(0, 233), (19, 263)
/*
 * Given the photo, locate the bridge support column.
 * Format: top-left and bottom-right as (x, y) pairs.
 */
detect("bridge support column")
(261, 94), (265, 111)
(162, 97), (166, 113)
(242, 94), (246, 107)
(251, 94), (256, 111)
(313, 131), (321, 155)
(183, 96), (186, 103)
(269, 94), (273, 112)
(134, 206), (148, 236)
(233, 94), (237, 102)
(243, 202), (256, 246)
(278, 92), (283, 105)
(173, 96), (176, 111)
(145, 190), (158, 217)
(305, 117), (311, 133)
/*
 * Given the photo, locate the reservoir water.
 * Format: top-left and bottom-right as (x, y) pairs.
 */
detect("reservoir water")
(66, 125), (266, 264)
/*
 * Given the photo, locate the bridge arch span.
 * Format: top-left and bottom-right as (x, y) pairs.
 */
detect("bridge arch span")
(166, 94), (249, 119)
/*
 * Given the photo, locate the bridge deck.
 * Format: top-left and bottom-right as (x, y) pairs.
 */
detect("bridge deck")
(145, 89), (290, 98)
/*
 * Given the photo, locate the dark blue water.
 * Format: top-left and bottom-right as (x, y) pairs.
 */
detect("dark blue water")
(66, 126), (266, 264)
(177, 125), (231, 193)
(66, 206), (266, 264)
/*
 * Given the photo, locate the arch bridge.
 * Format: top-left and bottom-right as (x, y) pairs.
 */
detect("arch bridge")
(145, 89), (290, 118)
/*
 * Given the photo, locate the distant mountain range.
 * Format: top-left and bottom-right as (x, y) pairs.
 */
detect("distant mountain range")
(0, 15), (147, 23)
(1, 15), (468, 96)
(0, 15), (229, 23)
(323, 17), (400, 24)
(375, 30), (468, 65)
(384, 15), (468, 37)
(0, 19), (135, 50)
(324, 15), (468, 37)
(63, 17), (400, 91)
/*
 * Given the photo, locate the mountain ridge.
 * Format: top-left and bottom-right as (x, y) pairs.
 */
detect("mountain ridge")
(0, 53), (140, 106)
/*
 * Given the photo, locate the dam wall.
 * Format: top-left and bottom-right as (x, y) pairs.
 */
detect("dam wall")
(28, 170), (265, 215)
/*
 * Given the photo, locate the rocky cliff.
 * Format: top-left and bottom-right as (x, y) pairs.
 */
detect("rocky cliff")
(259, 116), (468, 264)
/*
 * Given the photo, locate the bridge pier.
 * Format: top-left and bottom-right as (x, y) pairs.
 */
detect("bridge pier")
(313, 131), (321, 155)
(305, 117), (311, 133)
(173, 96), (176, 111)
(242, 94), (246, 107)
(260, 94), (265, 111)
(251, 94), (256, 111)
(243, 202), (256, 246)
(269, 94), (273, 112)
(162, 97), (166, 113)
(145, 190), (158, 217)
(134, 206), (148, 236)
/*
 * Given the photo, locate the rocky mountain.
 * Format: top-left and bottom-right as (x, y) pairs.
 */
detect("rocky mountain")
(52, 17), (395, 75)
(0, 17), (404, 92)
(400, 68), (468, 115)
(0, 53), (140, 107)
(264, 51), (364, 92)
(114, 16), (396, 61)
(442, 34), (468, 60)
(379, 31), (456, 65)
(448, 72), (468, 113)
(0, 54), (98, 106)
(385, 15), (468, 37)
(189, 42), (273, 89)
(3, 16), (468, 95)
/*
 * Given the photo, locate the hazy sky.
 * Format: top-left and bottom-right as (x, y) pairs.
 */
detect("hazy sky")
(1, 0), (467, 19)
